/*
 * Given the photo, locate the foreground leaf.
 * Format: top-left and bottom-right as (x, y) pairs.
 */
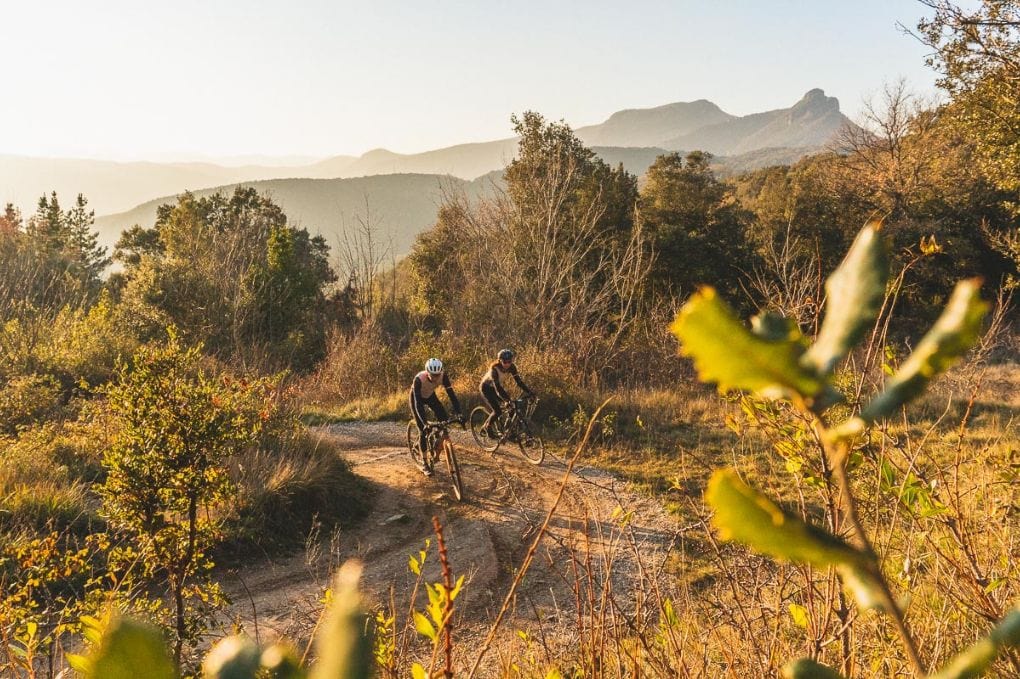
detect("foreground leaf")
(309, 561), (372, 679)
(861, 279), (987, 422)
(707, 470), (866, 568)
(413, 611), (438, 642)
(202, 635), (260, 678)
(706, 470), (884, 609)
(782, 658), (847, 678)
(261, 644), (306, 679)
(85, 616), (176, 679)
(801, 222), (889, 376)
(930, 605), (1020, 679)
(671, 288), (824, 401)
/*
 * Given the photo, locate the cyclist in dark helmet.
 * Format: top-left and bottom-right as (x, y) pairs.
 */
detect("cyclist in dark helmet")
(479, 349), (533, 437)
(410, 358), (463, 474)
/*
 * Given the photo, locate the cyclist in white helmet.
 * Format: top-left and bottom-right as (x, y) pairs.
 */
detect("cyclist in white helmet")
(409, 357), (463, 473)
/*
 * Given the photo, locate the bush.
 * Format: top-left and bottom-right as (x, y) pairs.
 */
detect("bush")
(0, 374), (62, 434)
(227, 429), (371, 554)
(99, 330), (277, 665)
(308, 322), (404, 404)
(0, 426), (96, 535)
(41, 291), (139, 387)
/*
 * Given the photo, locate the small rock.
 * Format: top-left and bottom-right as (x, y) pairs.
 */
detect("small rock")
(379, 513), (408, 526)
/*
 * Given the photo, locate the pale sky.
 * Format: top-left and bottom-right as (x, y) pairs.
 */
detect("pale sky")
(0, 0), (941, 162)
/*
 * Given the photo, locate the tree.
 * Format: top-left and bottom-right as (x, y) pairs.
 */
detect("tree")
(915, 0), (1020, 209)
(64, 194), (110, 284)
(640, 151), (755, 304)
(410, 112), (650, 377)
(0, 195), (107, 324)
(0, 204), (21, 236)
(99, 330), (273, 667)
(116, 188), (335, 370)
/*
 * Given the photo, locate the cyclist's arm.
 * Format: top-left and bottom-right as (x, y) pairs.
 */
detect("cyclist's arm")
(442, 373), (462, 415)
(509, 364), (533, 394)
(411, 376), (429, 423)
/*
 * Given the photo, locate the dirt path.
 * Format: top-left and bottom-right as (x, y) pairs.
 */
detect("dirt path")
(216, 422), (683, 671)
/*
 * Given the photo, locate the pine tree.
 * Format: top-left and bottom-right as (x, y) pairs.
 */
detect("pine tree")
(65, 194), (110, 283)
(0, 203), (21, 236)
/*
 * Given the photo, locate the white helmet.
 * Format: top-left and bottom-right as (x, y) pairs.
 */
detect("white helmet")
(425, 357), (443, 375)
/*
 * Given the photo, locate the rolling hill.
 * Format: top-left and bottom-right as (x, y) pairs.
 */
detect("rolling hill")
(2, 88), (852, 223)
(93, 173), (497, 257)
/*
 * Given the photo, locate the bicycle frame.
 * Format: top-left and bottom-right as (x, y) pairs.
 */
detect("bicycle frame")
(415, 418), (464, 501)
(500, 397), (535, 436)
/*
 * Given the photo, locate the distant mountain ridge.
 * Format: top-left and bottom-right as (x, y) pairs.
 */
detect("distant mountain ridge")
(661, 89), (847, 155)
(4, 88), (851, 244)
(575, 99), (737, 147)
(93, 173), (496, 258)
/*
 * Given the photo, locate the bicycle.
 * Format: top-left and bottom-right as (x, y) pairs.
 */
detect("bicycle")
(469, 395), (545, 464)
(406, 417), (465, 501)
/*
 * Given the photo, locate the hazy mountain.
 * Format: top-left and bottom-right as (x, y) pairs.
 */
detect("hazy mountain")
(93, 144), (818, 264)
(94, 173), (498, 257)
(0, 155), (355, 215)
(575, 100), (735, 147)
(4, 88), (852, 229)
(662, 89), (849, 155)
(329, 139), (521, 180)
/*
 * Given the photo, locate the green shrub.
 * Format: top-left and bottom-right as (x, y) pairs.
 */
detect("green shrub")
(228, 430), (370, 553)
(0, 374), (62, 434)
(40, 291), (139, 387)
(0, 433), (92, 535)
(99, 329), (276, 665)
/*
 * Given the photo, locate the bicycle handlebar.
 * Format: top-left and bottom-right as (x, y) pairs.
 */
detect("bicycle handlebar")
(424, 417), (465, 431)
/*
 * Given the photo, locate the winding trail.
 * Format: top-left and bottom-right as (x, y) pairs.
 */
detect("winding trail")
(217, 422), (682, 671)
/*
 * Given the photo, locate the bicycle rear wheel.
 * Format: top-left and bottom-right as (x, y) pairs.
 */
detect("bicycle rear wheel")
(443, 440), (464, 501)
(517, 424), (545, 465)
(407, 420), (426, 471)
(469, 405), (499, 452)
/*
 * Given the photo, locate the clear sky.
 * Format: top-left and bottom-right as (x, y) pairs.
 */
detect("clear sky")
(0, 0), (942, 162)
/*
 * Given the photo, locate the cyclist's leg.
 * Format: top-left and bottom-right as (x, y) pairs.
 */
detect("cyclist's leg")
(481, 383), (502, 433)
(410, 391), (429, 454)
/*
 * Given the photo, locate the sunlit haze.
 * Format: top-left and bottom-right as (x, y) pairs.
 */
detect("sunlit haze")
(0, 0), (939, 161)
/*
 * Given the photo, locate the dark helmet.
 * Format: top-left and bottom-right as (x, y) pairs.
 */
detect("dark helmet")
(497, 349), (514, 362)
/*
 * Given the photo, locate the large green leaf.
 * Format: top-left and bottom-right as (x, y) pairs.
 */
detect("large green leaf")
(202, 635), (261, 679)
(801, 222), (889, 376)
(707, 470), (866, 568)
(781, 658), (848, 679)
(930, 606), (1020, 679)
(261, 644), (306, 679)
(671, 288), (824, 401)
(86, 616), (176, 679)
(860, 279), (988, 423)
(706, 470), (885, 609)
(309, 561), (372, 679)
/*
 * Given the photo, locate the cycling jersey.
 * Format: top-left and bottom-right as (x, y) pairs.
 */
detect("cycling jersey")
(413, 370), (451, 400)
(480, 362), (531, 401)
(410, 370), (461, 454)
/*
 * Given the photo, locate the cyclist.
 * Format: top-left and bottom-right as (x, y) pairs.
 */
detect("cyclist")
(479, 348), (533, 438)
(410, 357), (463, 474)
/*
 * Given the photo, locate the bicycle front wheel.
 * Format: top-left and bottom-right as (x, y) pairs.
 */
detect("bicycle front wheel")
(517, 425), (545, 465)
(407, 420), (426, 471)
(443, 440), (464, 501)
(469, 406), (499, 452)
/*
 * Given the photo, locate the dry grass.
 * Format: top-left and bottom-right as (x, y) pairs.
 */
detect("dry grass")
(226, 429), (371, 556)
